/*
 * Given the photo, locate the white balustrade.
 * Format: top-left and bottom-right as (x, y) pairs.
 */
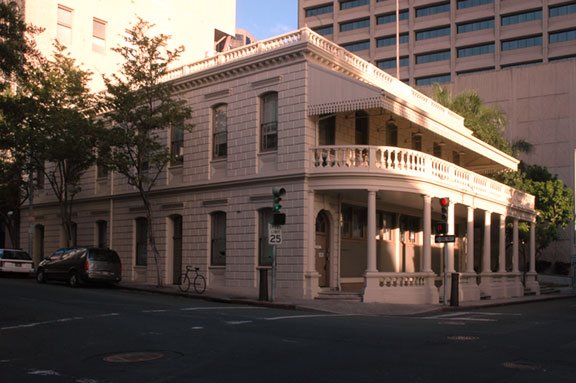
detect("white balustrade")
(311, 145), (535, 210)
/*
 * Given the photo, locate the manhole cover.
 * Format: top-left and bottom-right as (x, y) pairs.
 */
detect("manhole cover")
(103, 352), (164, 363)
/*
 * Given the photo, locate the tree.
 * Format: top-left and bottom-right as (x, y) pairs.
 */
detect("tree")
(432, 85), (574, 259)
(100, 18), (192, 286)
(432, 85), (512, 154)
(5, 43), (101, 247)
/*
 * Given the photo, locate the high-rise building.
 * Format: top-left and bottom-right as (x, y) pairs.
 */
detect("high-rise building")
(7, 0), (236, 90)
(299, 0), (576, 273)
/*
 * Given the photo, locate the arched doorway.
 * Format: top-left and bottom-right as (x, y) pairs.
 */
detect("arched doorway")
(315, 211), (330, 288)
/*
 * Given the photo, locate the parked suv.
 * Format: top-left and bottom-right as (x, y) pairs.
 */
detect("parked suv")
(0, 249), (34, 276)
(36, 247), (121, 287)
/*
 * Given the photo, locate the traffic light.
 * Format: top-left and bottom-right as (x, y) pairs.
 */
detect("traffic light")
(272, 187), (286, 225)
(437, 197), (449, 235)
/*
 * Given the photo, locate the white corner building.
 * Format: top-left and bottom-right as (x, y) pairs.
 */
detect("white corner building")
(20, 24), (541, 304)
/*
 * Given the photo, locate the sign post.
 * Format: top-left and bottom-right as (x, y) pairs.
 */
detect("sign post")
(435, 234), (455, 305)
(268, 224), (283, 302)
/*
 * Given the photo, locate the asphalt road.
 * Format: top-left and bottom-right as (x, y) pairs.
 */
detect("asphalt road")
(1, 276), (575, 383)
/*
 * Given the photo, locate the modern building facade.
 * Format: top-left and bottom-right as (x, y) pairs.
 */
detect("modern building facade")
(21, 28), (539, 303)
(299, 0), (576, 271)
(7, 0), (236, 90)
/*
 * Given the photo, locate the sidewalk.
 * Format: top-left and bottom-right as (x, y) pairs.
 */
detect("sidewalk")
(117, 281), (576, 317)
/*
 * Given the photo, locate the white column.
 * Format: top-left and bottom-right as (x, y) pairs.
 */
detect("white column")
(498, 214), (506, 272)
(512, 218), (519, 273)
(482, 210), (491, 273)
(447, 201), (455, 272)
(529, 221), (536, 273)
(466, 206), (475, 273)
(367, 190), (377, 273)
(422, 195), (432, 272)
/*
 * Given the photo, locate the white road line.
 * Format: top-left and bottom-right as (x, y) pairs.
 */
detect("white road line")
(262, 314), (355, 321)
(180, 306), (264, 311)
(1, 317), (84, 331)
(141, 309), (168, 313)
(225, 320), (253, 325)
(97, 313), (120, 317)
(423, 311), (521, 320)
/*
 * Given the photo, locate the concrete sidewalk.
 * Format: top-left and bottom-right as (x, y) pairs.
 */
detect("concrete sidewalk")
(117, 281), (576, 317)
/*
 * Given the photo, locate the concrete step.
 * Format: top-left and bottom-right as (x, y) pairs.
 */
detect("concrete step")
(316, 291), (362, 301)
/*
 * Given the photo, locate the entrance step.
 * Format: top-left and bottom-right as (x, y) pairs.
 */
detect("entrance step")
(316, 291), (362, 301)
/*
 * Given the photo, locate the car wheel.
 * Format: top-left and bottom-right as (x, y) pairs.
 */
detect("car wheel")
(68, 271), (80, 288)
(36, 269), (46, 284)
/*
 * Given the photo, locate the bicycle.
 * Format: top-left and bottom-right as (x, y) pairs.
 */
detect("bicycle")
(178, 266), (207, 294)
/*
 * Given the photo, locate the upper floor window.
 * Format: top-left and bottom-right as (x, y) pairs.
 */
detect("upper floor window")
(415, 2), (450, 18)
(313, 25), (334, 36)
(376, 33), (408, 47)
(92, 18), (106, 53)
(457, 18), (494, 33)
(415, 50), (451, 64)
(377, 56), (409, 69)
(57, 5), (72, 45)
(549, 2), (576, 17)
(170, 125), (184, 165)
(411, 133), (422, 151)
(457, 0), (493, 9)
(260, 92), (278, 152)
(501, 35), (542, 51)
(212, 104), (227, 159)
(433, 142), (443, 158)
(342, 40), (370, 52)
(376, 10), (409, 25)
(340, 0), (369, 10)
(305, 3), (333, 17)
(340, 18), (370, 32)
(416, 26), (450, 41)
(457, 43), (495, 58)
(211, 212), (226, 266)
(550, 29), (576, 44)
(501, 10), (542, 26)
(415, 74), (451, 86)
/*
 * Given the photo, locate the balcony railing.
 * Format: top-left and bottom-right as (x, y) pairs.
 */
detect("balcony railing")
(311, 145), (534, 210)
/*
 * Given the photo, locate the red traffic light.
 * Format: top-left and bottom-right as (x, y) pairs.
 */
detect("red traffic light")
(439, 197), (449, 207)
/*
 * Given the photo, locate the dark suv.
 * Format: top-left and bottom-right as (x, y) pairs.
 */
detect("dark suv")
(36, 247), (122, 287)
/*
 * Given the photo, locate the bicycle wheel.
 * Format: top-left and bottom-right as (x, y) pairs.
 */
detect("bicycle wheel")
(193, 274), (206, 294)
(178, 274), (190, 292)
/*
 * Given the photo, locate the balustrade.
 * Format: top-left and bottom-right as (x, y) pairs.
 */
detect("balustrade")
(311, 145), (534, 210)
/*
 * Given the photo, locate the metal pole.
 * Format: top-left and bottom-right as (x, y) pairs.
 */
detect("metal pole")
(271, 244), (277, 302)
(443, 243), (448, 305)
(27, 170), (34, 265)
(396, 0), (400, 79)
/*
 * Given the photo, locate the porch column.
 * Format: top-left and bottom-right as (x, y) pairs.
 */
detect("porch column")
(422, 195), (432, 272)
(482, 211), (492, 273)
(525, 221), (540, 294)
(366, 190), (377, 273)
(512, 218), (519, 273)
(529, 221), (536, 273)
(446, 201), (455, 273)
(498, 214), (506, 272)
(466, 206), (475, 273)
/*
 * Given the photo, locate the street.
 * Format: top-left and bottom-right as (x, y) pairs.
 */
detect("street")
(1, 277), (575, 383)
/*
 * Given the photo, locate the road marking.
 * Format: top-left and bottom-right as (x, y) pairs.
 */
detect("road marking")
(180, 306), (264, 311)
(1, 317), (84, 331)
(423, 311), (521, 320)
(190, 326), (204, 330)
(262, 314), (355, 321)
(141, 309), (168, 313)
(97, 313), (120, 317)
(225, 320), (253, 325)
(27, 369), (60, 376)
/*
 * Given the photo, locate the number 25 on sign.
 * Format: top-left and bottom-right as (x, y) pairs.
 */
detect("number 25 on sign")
(268, 224), (282, 245)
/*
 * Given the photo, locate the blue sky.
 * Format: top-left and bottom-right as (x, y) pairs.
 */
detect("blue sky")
(236, 0), (298, 40)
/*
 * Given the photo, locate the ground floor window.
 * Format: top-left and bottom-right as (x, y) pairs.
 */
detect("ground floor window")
(135, 217), (148, 266)
(211, 211), (226, 266)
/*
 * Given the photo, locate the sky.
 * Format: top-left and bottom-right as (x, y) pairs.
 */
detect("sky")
(236, 0), (298, 40)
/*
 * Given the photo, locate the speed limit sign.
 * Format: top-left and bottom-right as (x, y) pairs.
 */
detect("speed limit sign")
(268, 224), (282, 245)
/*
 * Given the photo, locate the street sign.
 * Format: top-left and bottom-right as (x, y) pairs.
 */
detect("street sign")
(435, 234), (455, 243)
(268, 224), (282, 245)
